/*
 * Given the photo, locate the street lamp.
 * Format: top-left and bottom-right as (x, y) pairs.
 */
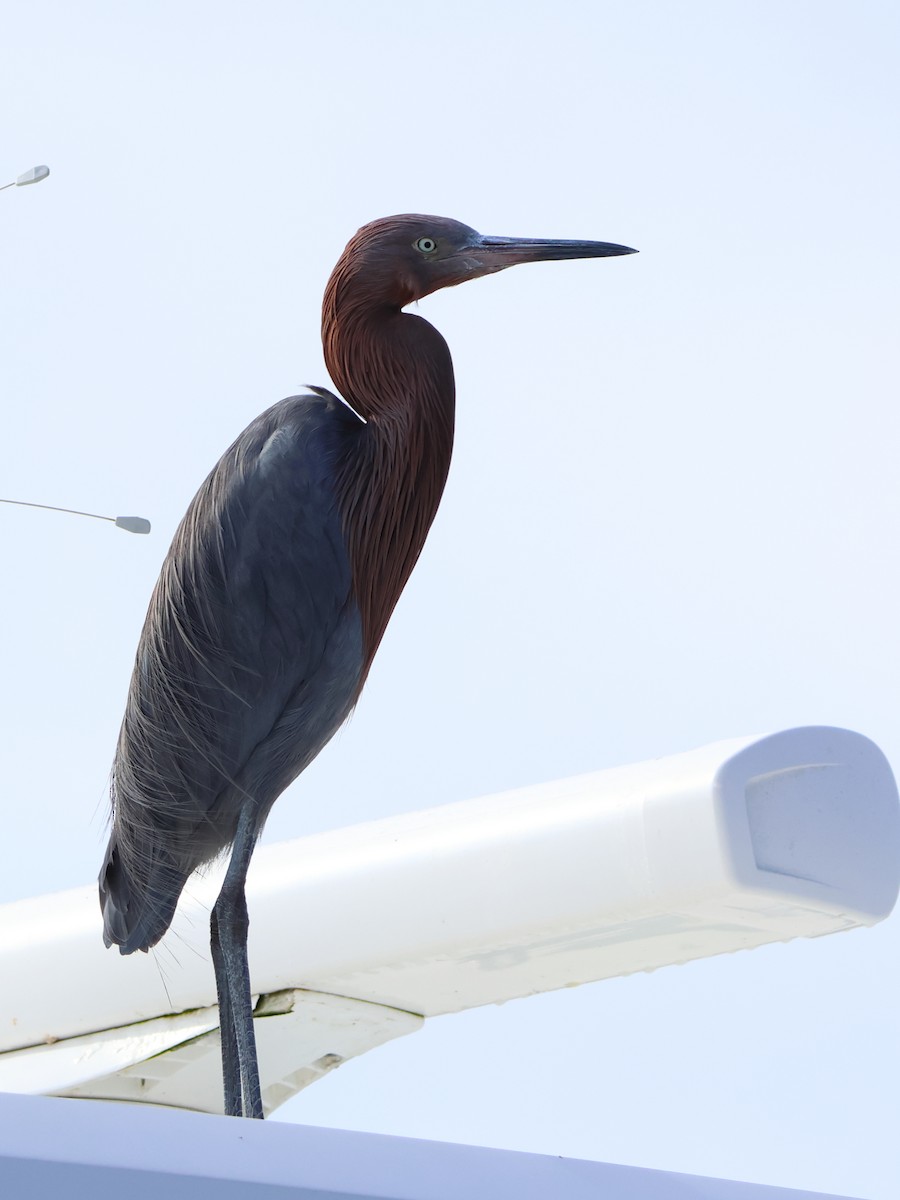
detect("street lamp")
(1, 164), (145, 535)
(1, 165), (50, 194)
(0, 498), (150, 535)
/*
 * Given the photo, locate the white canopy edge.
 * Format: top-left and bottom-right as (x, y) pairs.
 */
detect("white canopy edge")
(0, 1093), (862, 1200)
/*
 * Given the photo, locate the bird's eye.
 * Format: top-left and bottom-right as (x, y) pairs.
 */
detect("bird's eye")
(415, 236), (437, 254)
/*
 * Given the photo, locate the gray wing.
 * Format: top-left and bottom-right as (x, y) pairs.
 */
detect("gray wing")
(101, 390), (365, 951)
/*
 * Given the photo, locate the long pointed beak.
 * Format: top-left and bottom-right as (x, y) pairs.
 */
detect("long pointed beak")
(475, 234), (637, 270)
(421, 228), (638, 298)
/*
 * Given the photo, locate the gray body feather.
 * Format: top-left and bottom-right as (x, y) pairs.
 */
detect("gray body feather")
(100, 390), (365, 953)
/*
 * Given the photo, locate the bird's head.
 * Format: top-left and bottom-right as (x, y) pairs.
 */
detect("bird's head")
(328, 214), (637, 310)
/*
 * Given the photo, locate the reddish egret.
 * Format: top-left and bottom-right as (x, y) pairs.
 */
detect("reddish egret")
(99, 215), (636, 1118)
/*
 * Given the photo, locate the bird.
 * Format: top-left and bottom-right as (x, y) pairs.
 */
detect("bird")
(98, 214), (637, 1119)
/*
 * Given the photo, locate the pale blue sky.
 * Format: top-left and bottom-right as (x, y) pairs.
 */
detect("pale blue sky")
(2, 3), (899, 1197)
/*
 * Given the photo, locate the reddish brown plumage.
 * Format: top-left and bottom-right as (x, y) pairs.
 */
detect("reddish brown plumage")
(322, 216), (458, 679)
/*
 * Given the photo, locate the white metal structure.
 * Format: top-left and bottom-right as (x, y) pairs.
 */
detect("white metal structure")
(0, 1092), (860, 1199)
(1, 725), (896, 1122)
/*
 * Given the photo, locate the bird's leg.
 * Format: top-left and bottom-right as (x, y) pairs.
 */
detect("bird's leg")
(210, 906), (241, 1116)
(212, 809), (264, 1119)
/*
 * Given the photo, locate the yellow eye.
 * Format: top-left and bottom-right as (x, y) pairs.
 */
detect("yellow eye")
(415, 236), (437, 254)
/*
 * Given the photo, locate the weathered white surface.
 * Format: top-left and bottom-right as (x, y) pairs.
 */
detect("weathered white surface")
(0, 990), (420, 1116)
(0, 1093), (861, 1199)
(1, 727), (896, 1114)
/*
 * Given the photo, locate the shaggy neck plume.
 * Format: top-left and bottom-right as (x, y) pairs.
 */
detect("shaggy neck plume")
(322, 269), (456, 679)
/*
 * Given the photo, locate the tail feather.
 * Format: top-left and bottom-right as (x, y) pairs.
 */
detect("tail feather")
(99, 836), (185, 954)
